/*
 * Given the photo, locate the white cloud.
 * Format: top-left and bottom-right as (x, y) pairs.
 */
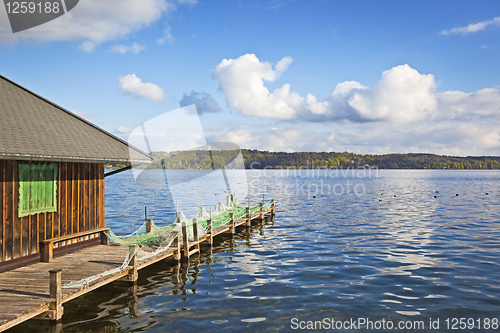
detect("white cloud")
(441, 17), (500, 35)
(275, 56), (293, 74)
(157, 26), (175, 45)
(128, 105), (207, 153)
(213, 54), (439, 123)
(214, 54), (500, 126)
(176, 0), (198, 5)
(213, 54), (300, 119)
(207, 129), (256, 149)
(78, 41), (96, 53)
(332, 122), (500, 156)
(212, 54), (500, 155)
(0, 0), (195, 49)
(1, 0), (168, 44)
(258, 128), (302, 152)
(306, 94), (330, 115)
(109, 42), (145, 54)
(436, 87), (500, 121)
(116, 126), (131, 134)
(118, 74), (165, 101)
(223, 121), (500, 156)
(335, 64), (438, 122)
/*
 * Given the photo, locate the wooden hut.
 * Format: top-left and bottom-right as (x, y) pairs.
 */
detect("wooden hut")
(0, 75), (151, 271)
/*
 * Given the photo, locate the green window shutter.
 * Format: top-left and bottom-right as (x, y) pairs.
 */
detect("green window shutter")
(18, 163), (58, 218)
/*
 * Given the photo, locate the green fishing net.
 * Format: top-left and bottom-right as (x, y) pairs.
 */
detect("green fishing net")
(104, 198), (273, 248)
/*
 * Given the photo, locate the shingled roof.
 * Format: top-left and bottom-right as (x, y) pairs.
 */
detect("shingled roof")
(0, 75), (151, 163)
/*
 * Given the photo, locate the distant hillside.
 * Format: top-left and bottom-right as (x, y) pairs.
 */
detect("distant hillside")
(132, 150), (500, 170)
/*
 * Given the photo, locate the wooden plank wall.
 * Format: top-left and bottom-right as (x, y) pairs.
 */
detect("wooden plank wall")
(0, 161), (104, 263)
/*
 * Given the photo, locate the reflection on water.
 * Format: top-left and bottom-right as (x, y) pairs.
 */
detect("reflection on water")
(8, 170), (500, 332)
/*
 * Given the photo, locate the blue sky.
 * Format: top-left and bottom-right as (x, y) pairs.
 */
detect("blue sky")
(1, 0), (500, 156)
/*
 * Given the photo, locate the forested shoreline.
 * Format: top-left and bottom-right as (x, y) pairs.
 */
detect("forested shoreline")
(108, 150), (500, 170)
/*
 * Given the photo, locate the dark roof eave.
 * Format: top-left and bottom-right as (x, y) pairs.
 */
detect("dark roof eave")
(0, 153), (152, 164)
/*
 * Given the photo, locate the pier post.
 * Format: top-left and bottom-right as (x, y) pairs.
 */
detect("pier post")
(146, 219), (153, 233)
(100, 229), (110, 245)
(259, 202), (264, 221)
(181, 222), (190, 263)
(207, 218), (213, 247)
(246, 207), (251, 227)
(229, 213), (235, 235)
(271, 199), (276, 217)
(41, 243), (53, 263)
(192, 218), (200, 252)
(48, 269), (63, 321)
(172, 233), (181, 262)
(126, 245), (138, 284)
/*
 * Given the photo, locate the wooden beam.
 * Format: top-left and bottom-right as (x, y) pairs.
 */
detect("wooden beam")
(5, 303), (50, 330)
(13, 161), (20, 260)
(181, 222), (189, 263)
(192, 218), (200, 252)
(228, 213), (235, 235)
(40, 243), (53, 263)
(126, 245), (138, 284)
(5, 160), (13, 261)
(145, 219), (153, 233)
(39, 228), (110, 262)
(98, 164), (105, 229)
(100, 230), (110, 245)
(172, 234), (181, 262)
(89, 163), (96, 231)
(1, 160), (4, 262)
(104, 165), (132, 178)
(207, 219), (213, 247)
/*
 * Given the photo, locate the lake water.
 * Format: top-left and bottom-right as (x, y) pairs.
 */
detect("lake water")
(10, 169), (500, 332)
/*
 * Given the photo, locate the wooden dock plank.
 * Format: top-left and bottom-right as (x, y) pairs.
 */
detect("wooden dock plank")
(0, 303), (49, 332)
(0, 245), (132, 332)
(0, 281), (47, 289)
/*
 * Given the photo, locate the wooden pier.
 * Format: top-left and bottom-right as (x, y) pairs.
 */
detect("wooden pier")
(0, 202), (275, 332)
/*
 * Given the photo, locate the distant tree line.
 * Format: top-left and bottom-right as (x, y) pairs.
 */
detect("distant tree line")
(105, 150), (500, 170)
